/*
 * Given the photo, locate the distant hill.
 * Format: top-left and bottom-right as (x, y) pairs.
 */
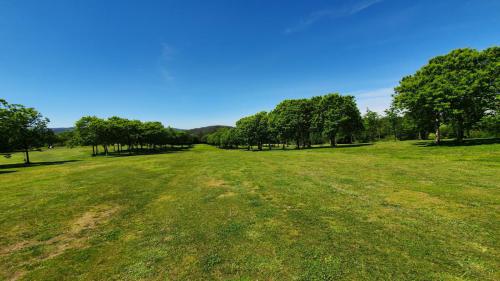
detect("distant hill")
(51, 127), (74, 134)
(187, 125), (232, 141)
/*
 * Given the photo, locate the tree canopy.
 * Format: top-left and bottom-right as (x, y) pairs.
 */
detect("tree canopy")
(73, 116), (193, 156)
(0, 99), (50, 164)
(394, 47), (499, 143)
(206, 93), (363, 149)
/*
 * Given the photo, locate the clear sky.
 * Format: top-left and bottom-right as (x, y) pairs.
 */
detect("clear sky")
(1, 0), (499, 128)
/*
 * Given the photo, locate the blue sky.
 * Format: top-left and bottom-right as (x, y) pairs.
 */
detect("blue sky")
(1, 0), (499, 128)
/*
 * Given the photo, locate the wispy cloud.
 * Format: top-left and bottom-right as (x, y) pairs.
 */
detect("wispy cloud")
(161, 43), (175, 60)
(349, 0), (383, 15)
(285, 0), (383, 34)
(160, 43), (176, 81)
(349, 87), (394, 113)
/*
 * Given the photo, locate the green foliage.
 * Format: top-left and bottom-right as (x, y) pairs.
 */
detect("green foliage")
(0, 99), (50, 163)
(272, 98), (313, 148)
(476, 114), (500, 137)
(394, 47), (499, 143)
(235, 111), (269, 150)
(73, 116), (194, 156)
(208, 93), (363, 150)
(363, 109), (382, 141)
(313, 93), (363, 146)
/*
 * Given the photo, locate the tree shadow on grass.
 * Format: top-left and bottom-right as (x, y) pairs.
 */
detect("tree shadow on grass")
(241, 143), (373, 152)
(414, 138), (500, 147)
(313, 143), (374, 149)
(0, 160), (80, 172)
(104, 146), (193, 157)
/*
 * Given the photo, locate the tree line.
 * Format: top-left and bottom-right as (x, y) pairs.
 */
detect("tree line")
(72, 116), (194, 156)
(206, 93), (364, 149)
(206, 47), (499, 148)
(1, 46), (498, 161)
(0, 101), (195, 163)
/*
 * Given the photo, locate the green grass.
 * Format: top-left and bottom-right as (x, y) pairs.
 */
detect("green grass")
(1, 141), (499, 280)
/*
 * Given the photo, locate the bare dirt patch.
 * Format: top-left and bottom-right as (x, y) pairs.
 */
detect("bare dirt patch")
(70, 205), (120, 234)
(383, 190), (465, 219)
(8, 270), (26, 281)
(2, 204), (120, 280)
(217, 191), (236, 199)
(384, 190), (445, 209)
(157, 194), (175, 202)
(205, 178), (226, 188)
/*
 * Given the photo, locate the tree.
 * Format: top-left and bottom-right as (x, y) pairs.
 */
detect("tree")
(236, 115), (255, 150)
(363, 109), (382, 142)
(0, 99), (12, 153)
(312, 94), (363, 146)
(394, 47), (499, 143)
(338, 95), (363, 143)
(142, 121), (165, 149)
(313, 94), (342, 146)
(251, 112), (269, 150)
(271, 99), (312, 149)
(107, 116), (128, 153)
(4, 103), (50, 164)
(268, 109), (288, 149)
(74, 116), (101, 156)
(384, 106), (400, 140)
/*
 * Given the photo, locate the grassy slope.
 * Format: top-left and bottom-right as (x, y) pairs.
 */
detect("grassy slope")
(0, 142), (499, 280)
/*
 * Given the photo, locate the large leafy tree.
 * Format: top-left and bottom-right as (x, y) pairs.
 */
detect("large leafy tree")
(0, 99), (11, 152)
(236, 115), (256, 150)
(271, 99), (312, 149)
(107, 116), (128, 153)
(74, 116), (101, 155)
(363, 109), (382, 142)
(394, 47), (499, 143)
(2, 102), (50, 164)
(338, 95), (364, 143)
(251, 111), (269, 150)
(312, 93), (363, 146)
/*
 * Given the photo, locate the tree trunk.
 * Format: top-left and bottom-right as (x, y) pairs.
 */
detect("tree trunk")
(456, 119), (464, 142)
(330, 135), (337, 147)
(24, 148), (30, 165)
(92, 145), (95, 156)
(296, 139), (300, 149)
(457, 128), (464, 142)
(435, 119), (441, 145)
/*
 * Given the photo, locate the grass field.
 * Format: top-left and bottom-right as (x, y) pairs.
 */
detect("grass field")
(0, 141), (499, 280)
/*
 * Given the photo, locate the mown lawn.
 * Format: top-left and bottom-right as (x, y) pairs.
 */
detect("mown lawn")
(0, 141), (499, 280)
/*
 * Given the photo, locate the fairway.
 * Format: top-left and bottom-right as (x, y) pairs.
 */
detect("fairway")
(1, 141), (499, 280)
